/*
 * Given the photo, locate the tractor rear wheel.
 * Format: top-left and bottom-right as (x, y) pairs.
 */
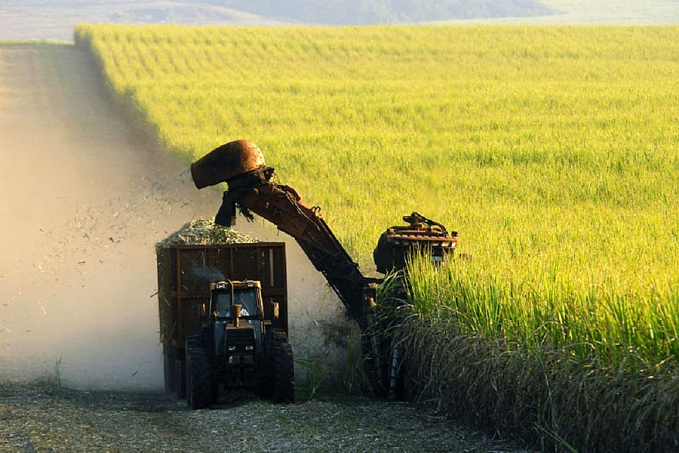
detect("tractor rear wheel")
(272, 342), (295, 403)
(186, 335), (211, 410)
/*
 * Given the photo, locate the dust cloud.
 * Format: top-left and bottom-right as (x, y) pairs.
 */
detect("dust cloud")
(0, 44), (354, 391)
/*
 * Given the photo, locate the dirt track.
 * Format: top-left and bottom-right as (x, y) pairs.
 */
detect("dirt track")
(0, 44), (529, 452)
(0, 382), (533, 453)
(0, 43), (217, 388)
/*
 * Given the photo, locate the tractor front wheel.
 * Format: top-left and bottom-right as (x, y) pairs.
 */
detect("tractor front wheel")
(272, 342), (295, 403)
(186, 335), (211, 410)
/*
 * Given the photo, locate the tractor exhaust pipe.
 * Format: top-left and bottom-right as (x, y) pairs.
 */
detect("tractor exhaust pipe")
(231, 304), (241, 327)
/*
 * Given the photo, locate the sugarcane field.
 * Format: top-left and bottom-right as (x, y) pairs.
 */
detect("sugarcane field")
(3, 2), (679, 453)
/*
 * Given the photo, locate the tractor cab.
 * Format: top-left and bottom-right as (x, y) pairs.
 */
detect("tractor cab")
(209, 280), (263, 321)
(206, 280), (264, 360)
(185, 278), (294, 408)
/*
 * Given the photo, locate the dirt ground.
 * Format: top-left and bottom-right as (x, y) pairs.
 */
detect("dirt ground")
(0, 44), (531, 452)
(0, 382), (533, 453)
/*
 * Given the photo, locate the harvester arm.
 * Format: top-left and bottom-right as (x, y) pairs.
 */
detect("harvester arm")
(218, 168), (372, 326)
(190, 141), (375, 327)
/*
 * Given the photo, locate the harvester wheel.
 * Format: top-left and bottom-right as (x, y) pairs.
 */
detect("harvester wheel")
(272, 342), (295, 404)
(186, 335), (211, 410)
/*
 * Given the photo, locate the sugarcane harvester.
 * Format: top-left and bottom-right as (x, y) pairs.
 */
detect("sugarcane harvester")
(190, 140), (458, 395)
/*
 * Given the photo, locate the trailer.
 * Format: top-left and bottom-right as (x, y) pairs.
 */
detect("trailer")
(156, 242), (288, 399)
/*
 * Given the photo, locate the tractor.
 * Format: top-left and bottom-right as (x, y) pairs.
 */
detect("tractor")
(184, 280), (294, 409)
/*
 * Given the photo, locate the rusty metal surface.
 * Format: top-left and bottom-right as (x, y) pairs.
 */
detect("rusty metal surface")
(190, 140), (266, 189)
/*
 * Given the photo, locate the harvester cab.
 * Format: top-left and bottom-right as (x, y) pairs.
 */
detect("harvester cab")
(373, 212), (459, 274)
(185, 279), (294, 409)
